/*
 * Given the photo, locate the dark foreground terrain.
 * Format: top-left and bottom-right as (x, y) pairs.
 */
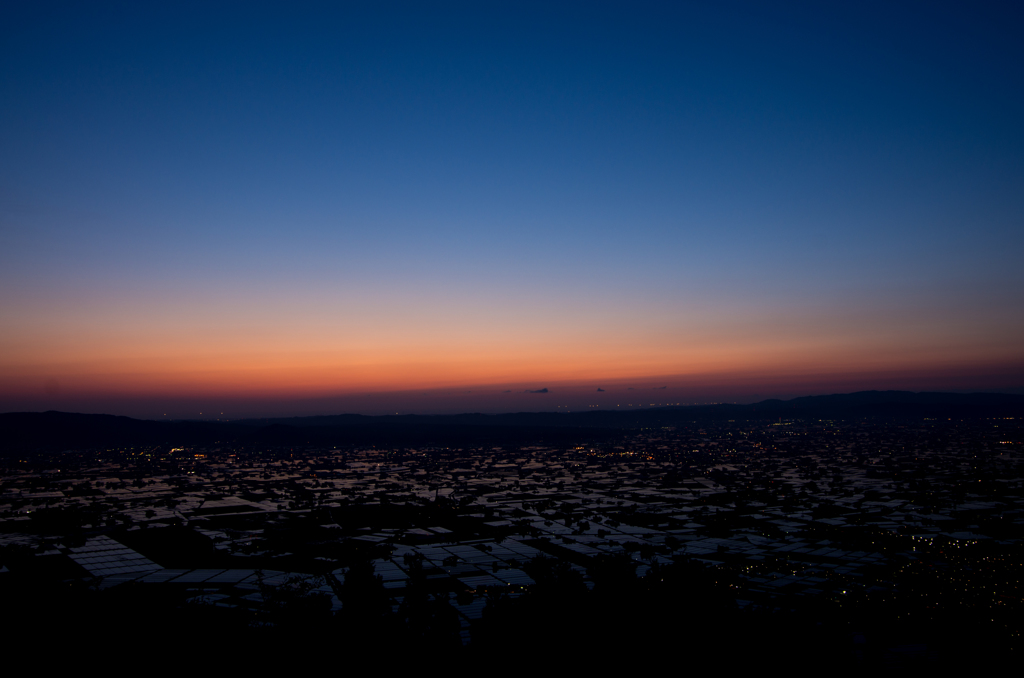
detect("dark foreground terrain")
(2, 393), (1023, 667)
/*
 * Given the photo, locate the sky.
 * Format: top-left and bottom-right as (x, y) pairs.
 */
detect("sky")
(1, 1), (1023, 419)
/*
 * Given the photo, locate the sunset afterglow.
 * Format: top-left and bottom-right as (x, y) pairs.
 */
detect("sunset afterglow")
(1, 3), (1022, 418)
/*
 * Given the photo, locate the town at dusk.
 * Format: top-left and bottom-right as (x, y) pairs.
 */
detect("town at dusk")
(1, 2), (1022, 668)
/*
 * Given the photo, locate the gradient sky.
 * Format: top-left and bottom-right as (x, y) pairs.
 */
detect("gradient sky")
(2, 1), (1023, 418)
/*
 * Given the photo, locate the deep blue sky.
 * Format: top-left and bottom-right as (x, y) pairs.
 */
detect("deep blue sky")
(2, 2), (1023, 417)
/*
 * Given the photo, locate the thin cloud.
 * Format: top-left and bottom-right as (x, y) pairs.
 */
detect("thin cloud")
(596, 388), (605, 392)
(525, 388), (549, 394)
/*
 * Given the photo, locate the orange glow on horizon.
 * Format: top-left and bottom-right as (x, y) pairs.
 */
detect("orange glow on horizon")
(3, 286), (1022, 411)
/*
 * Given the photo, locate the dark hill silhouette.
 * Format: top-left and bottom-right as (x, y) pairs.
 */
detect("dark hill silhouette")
(235, 391), (1024, 429)
(2, 391), (1022, 453)
(0, 411), (243, 452)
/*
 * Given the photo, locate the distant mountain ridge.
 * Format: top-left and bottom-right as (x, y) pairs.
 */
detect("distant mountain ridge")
(235, 390), (1024, 428)
(2, 390), (1022, 453)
